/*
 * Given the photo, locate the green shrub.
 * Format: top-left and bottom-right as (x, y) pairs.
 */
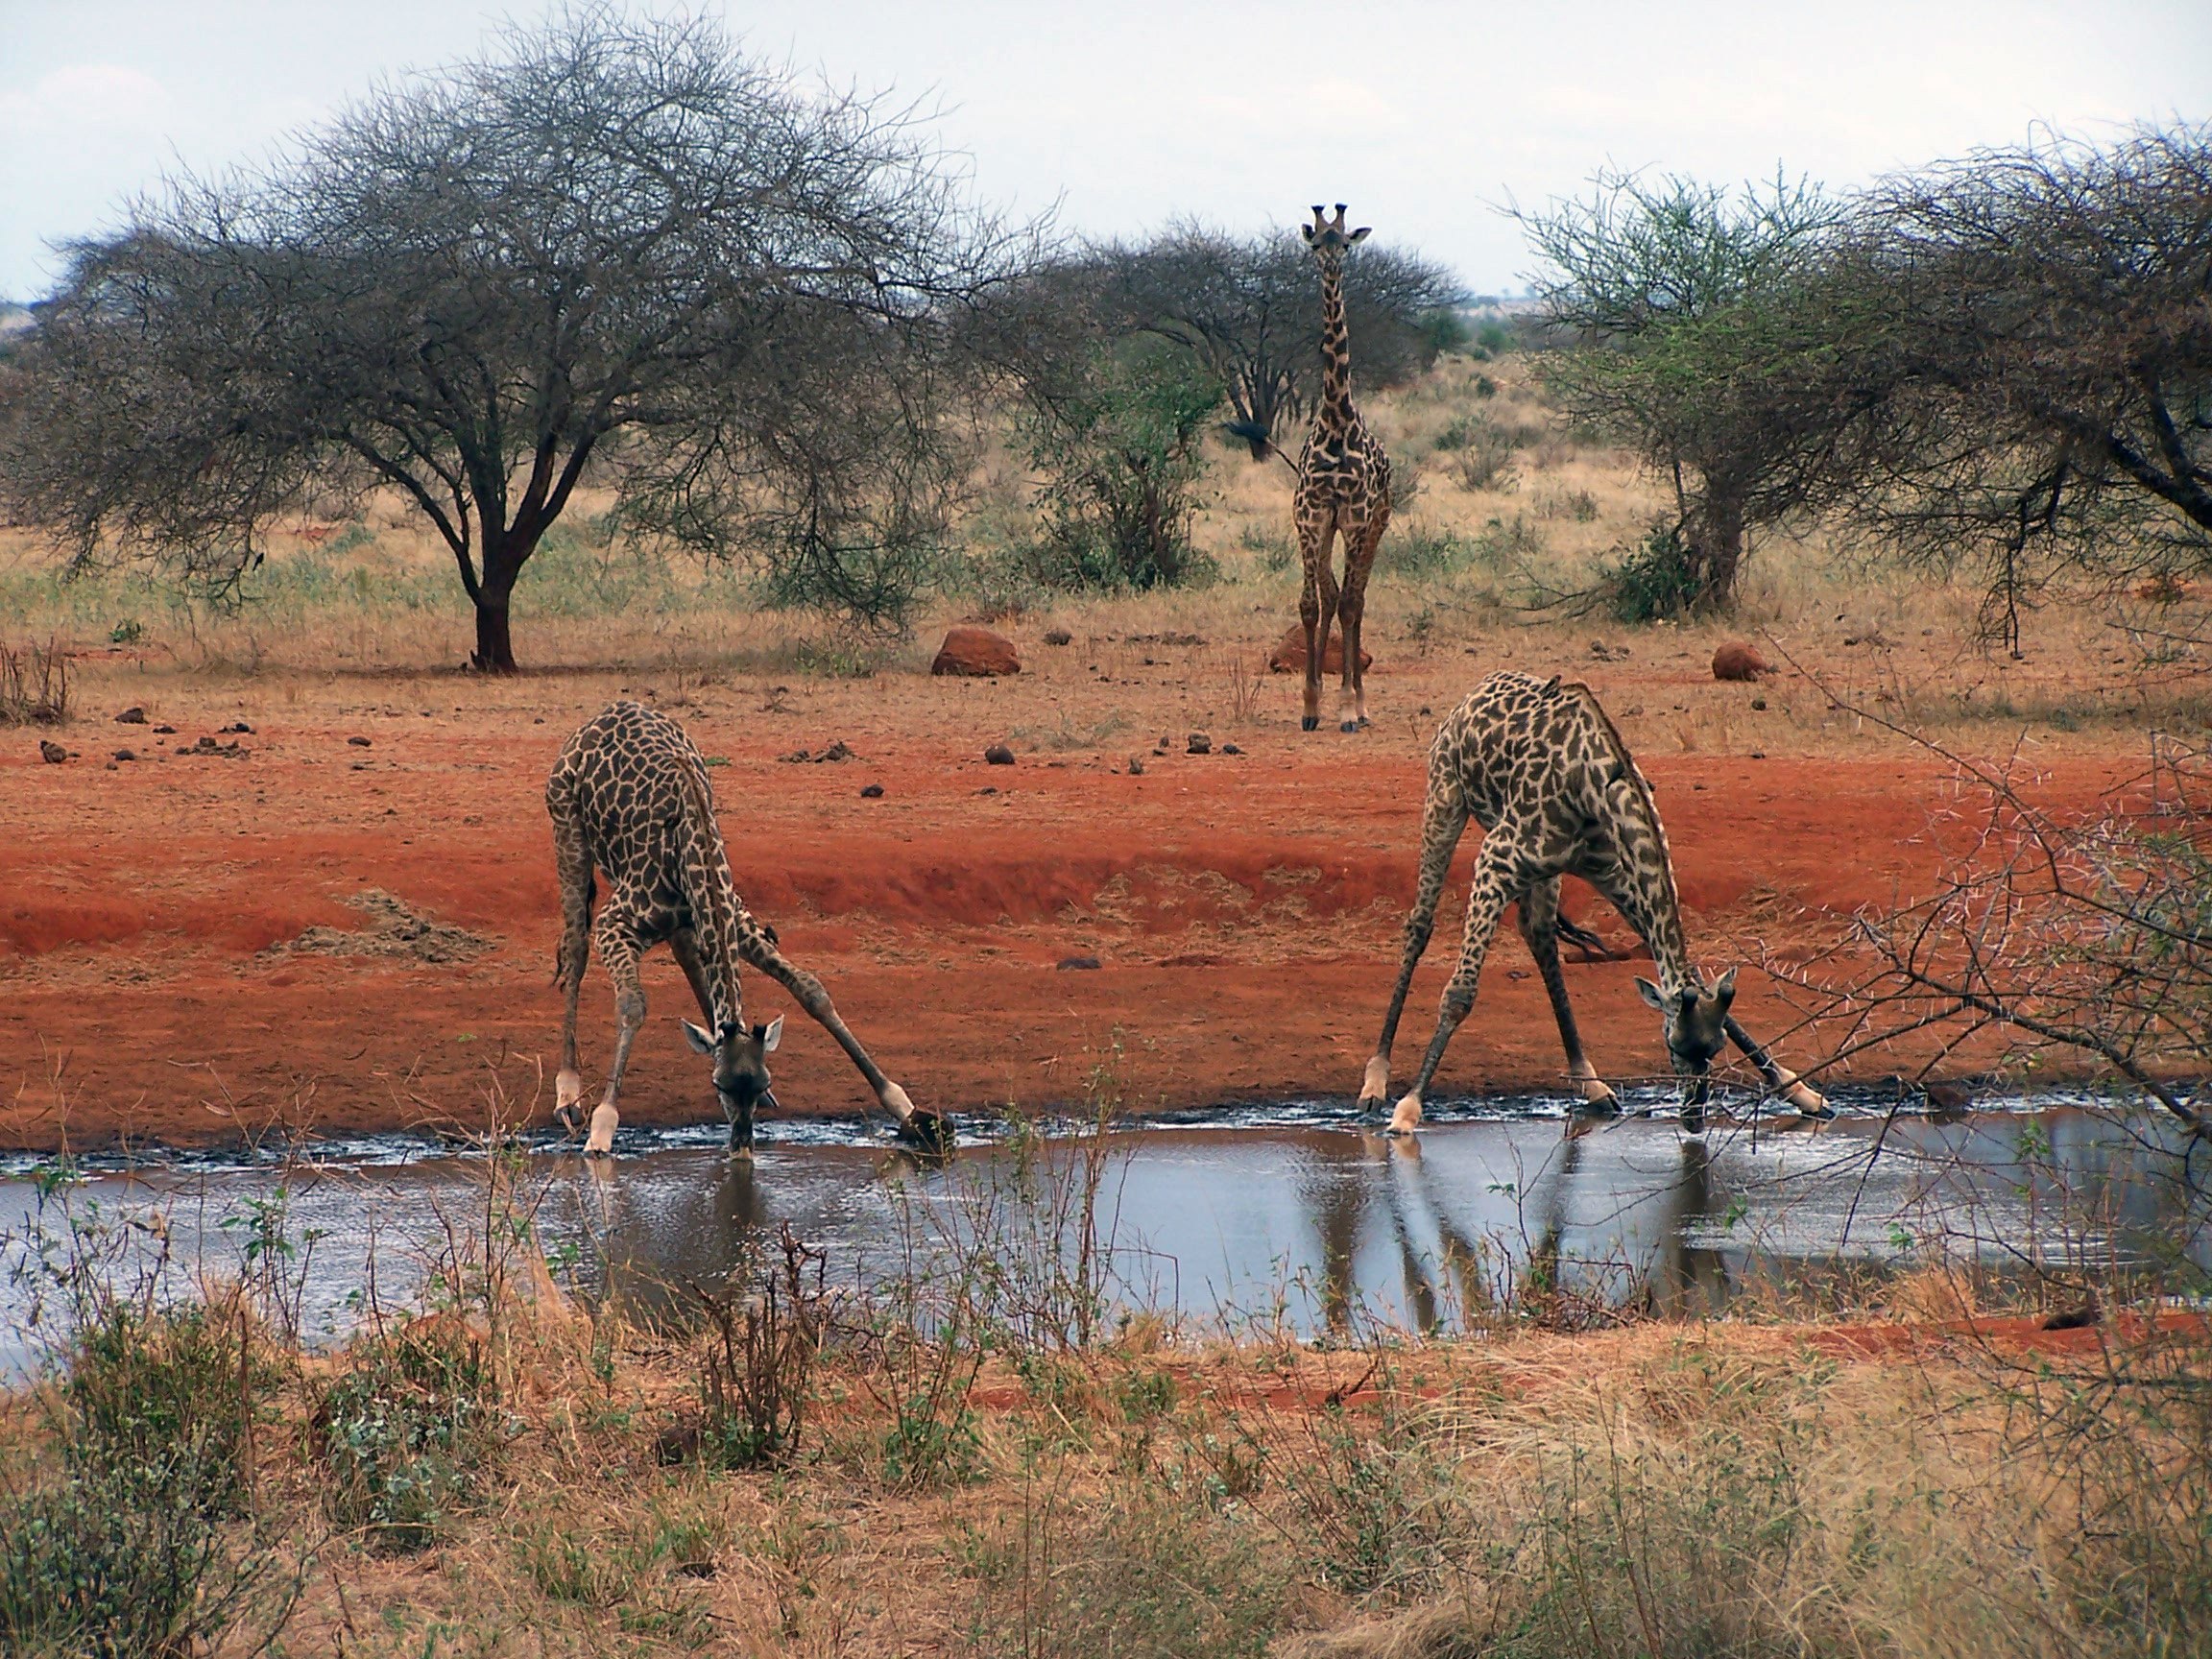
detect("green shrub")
(1378, 523), (1478, 578)
(0, 1452), (283, 1659)
(964, 1490), (1280, 1659)
(1603, 520), (1704, 622)
(315, 1321), (495, 1551)
(3, 1298), (290, 1658)
(1022, 344), (1223, 591)
(63, 1303), (255, 1512)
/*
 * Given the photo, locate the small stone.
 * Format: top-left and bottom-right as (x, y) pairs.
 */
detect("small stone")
(226, 721), (253, 734)
(154, 724), (177, 734)
(984, 742), (1016, 765)
(1127, 757), (1144, 776)
(113, 749), (136, 762)
(1044, 626), (1072, 646)
(38, 739), (66, 764)
(1220, 742), (1242, 756)
(1750, 751), (1767, 759)
(860, 783), (884, 798)
(1187, 732), (1212, 755)
(1056, 954), (1102, 971)
(1750, 697), (1767, 710)
(1418, 706), (1432, 716)
(977, 785), (998, 796)
(114, 707), (148, 725)
(348, 735), (373, 747)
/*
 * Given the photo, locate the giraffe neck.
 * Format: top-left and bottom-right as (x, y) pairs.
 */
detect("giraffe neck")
(676, 770), (748, 1031)
(1635, 805), (1698, 998)
(1317, 255), (1353, 424)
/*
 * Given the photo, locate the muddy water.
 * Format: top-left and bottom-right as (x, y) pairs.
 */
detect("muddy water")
(3, 1093), (2203, 1373)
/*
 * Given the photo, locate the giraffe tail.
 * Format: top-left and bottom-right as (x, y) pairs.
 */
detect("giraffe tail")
(1556, 911), (1607, 960)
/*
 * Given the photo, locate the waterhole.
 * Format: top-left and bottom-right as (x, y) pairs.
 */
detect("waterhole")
(3, 1090), (2202, 1373)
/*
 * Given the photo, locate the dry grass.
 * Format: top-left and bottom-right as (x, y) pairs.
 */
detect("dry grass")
(11, 1292), (2201, 1658)
(4, 349), (2203, 759)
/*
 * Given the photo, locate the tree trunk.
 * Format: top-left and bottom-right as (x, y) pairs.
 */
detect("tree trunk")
(1693, 492), (1745, 611)
(471, 553), (521, 673)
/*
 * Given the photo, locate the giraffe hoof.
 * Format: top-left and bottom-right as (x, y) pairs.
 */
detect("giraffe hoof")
(1301, 715), (1320, 733)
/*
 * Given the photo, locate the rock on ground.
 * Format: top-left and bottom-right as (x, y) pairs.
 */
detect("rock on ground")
(1712, 641), (1774, 682)
(1267, 623), (1372, 675)
(931, 626), (1021, 677)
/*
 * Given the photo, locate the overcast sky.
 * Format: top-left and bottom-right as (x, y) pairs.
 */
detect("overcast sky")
(4, 0), (2208, 301)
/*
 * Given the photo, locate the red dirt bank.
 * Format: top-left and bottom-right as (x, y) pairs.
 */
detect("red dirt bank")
(1, 661), (2129, 1152)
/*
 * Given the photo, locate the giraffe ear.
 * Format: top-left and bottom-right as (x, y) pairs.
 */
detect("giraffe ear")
(681, 1019), (716, 1054)
(758, 1015), (783, 1053)
(1712, 968), (1738, 1008)
(1349, 226), (1371, 244)
(1301, 224), (1319, 244)
(1635, 977), (1666, 1010)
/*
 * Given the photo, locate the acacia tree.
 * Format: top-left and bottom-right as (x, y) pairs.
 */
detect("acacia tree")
(1083, 224), (1464, 460)
(1821, 125), (2212, 649)
(0, 8), (1005, 668)
(1517, 169), (1839, 612)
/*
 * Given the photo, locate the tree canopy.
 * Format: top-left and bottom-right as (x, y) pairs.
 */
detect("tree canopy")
(1517, 167), (1840, 613)
(1073, 224), (1464, 460)
(0, 7), (1011, 666)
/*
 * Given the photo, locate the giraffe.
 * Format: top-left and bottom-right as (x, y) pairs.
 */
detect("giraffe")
(546, 701), (947, 1156)
(1294, 204), (1392, 733)
(1355, 671), (1831, 1132)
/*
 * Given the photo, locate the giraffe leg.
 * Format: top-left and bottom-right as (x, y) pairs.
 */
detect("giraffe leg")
(1336, 503), (1387, 732)
(585, 912), (647, 1156)
(667, 927), (719, 1026)
(1517, 878), (1620, 1111)
(1392, 837), (1525, 1132)
(1724, 1016), (1833, 1118)
(1297, 508), (1338, 733)
(551, 803), (594, 1134)
(738, 930), (950, 1149)
(1360, 768), (1469, 1109)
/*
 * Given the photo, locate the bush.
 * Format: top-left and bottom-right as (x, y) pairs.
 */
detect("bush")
(1022, 345), (1222, 591)
(1377, 523), (1478, 579)
(964, 1490), (1281, 1659)
(1, 1298), (292, 1657)
(315, 1320), (496, 1551)
(1435, 416), (1523, 493)
(64, 1301), (256, 1513)
(1602, 520), (1705, 622)
(694, 1227), (827, 1469)
(0, 1453), (282, 1658)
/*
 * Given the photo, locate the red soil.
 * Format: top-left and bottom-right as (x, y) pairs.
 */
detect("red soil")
(0, 653), (2133, 1152)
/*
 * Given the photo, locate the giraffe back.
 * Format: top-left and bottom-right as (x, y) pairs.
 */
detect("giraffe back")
(1429, 671), (1678, 890)
(545, 701), (750, 949)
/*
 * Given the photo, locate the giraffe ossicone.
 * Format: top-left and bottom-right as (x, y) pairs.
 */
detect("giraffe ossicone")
(1358, 671), (1831, 1129)
(546, 701), (946, 1159)
(1291, 201), (1389, 733)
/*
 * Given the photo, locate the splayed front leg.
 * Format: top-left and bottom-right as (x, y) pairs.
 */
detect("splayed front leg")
(1387, 1091), (1424, 1135)
(1570, 1059), (1622, 1113)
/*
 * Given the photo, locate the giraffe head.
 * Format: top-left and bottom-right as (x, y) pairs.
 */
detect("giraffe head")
(683, 1014), (782, 1127)
(1301, 203), (1371, 264)
(1636, 969), (1736, 1104)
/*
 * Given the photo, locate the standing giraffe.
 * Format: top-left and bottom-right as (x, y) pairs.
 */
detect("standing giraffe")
(1294, 204), (1392, 733)
(1356, 671), (1830, 1131)
(547, 701), (946, 1156)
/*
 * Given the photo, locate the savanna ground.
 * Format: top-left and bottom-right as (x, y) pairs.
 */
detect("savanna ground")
(3, 355), (2199, 1150)
(4, 357), (2209, 1657)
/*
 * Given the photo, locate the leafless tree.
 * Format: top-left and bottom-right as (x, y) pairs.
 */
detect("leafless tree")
(0, 7), (1015, 667)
